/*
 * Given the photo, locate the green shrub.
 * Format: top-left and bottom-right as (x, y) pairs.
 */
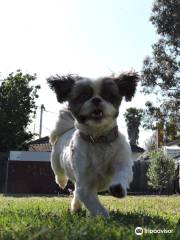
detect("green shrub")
(147, 150), (176, 193)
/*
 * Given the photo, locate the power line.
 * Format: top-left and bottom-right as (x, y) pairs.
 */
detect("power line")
(42, 125), (51, 132)
(36, 106), (58, 115)
(44, 109), (58, 115)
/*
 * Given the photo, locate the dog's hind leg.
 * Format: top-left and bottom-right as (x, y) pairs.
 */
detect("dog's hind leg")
(51, 149), (68, 189)
(76, 184), (109, 217)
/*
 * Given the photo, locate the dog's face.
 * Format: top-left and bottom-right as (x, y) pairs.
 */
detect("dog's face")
(47, 73), (138, 132)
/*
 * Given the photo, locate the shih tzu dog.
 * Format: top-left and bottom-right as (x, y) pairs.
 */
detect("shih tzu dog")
(47, 72), (138, 217)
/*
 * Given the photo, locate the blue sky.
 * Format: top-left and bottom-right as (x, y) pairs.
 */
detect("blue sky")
(0, 0), (157, 147)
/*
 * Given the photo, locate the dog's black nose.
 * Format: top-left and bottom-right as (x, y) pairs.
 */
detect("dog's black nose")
(92, 97), (102, 105)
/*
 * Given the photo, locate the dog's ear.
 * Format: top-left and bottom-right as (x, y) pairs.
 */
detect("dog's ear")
(47, 74), (76, 103)
(113, 72), (139, 101)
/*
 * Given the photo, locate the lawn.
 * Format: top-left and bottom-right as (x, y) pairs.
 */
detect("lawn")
(0, 195), (179, 240)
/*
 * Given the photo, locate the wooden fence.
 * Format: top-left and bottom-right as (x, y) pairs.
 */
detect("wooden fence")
(129, 160), (179, 194)
(130, 160), (150, 194)
(1, 152), (179, 195)
(0, 152), (8, 193)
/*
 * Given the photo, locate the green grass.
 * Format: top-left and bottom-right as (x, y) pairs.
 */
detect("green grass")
(0, 195), (179, 240)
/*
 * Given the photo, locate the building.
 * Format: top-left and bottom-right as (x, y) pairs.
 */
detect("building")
(163, 138), (180, 162)
(28, 136), (51, 152)
(130, 144), (145, 161)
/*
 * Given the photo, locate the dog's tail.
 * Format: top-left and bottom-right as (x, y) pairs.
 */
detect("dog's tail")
(50, 106), (75, 145)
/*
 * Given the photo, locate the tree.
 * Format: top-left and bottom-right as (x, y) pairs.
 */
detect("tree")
(147, 150), (175, 193)
(124, 107), (143, 145)
(0, 70), (40, 151)
(141, 0), (180, 144)
(143, 100), (179, 144)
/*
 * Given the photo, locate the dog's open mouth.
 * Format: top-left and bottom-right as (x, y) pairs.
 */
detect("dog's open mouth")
(91, 109), (104, 120)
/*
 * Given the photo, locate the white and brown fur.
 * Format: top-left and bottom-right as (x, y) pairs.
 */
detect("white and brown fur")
(47, 72), (138, 217)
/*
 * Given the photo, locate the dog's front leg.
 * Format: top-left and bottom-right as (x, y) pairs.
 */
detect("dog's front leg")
(75, 184), (109, 217)
(51, 148), (68, 189)
(71, 187), (82, 213)
(109, 161), (133, 198)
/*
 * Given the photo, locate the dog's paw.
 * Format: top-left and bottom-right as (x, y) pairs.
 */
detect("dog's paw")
(55, 175), (68, 189)
(93, 209), (110, 218)
(109, 184), (127, 198)
(71, 199), (82, 213)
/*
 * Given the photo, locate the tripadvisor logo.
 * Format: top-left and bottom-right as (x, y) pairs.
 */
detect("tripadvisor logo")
(135, 227), (143, 235)
(135, 227), (173, 235)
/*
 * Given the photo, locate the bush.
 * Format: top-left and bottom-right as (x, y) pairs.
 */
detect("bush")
(147, 150), (175, 193)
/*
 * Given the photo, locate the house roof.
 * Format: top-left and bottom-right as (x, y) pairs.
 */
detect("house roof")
(28, 136), (50, 145)
(165, 137), (180, 147)
(130, 144), (145, 153)
(28, 136), (51, 152)
(28, 136), (145, 153)
(137, 152), (150, 161)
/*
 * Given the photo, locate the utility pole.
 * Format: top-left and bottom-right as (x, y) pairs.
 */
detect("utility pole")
(39, 104), (45, 138)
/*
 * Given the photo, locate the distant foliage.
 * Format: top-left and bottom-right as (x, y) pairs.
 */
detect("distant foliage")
(0, 70), (40, 151)
(147, 150), (175, 193)
(142, 100), (179, 144)
(150, 0), (180, 42)
(141, 0), (180, 144)
(145, 133), (157, 151)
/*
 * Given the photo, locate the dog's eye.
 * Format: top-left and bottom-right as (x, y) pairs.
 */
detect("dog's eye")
(101, 92), (119, 103)
(74, 90), (93, 102)
(76, 93), (89, 101)
(101, 81), (120, 105)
